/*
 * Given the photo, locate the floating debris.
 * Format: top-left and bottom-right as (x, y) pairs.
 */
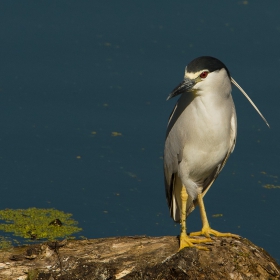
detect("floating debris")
(212, 214), (223, 218)
(263, 184), (280, 189)
(111, 132), (122, 137)
(49, 219), (63, 227)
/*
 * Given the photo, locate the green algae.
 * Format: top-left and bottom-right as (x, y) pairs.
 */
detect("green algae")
(0, 208), (82, 241)
(0, 236), (12, 249)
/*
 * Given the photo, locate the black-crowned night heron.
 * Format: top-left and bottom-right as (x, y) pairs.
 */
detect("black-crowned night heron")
(164, 56), (269, 250)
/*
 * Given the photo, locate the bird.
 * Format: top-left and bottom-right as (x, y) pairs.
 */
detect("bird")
(164, 56), (269, 250)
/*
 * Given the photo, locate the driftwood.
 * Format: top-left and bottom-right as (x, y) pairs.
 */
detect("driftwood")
(0, 235), (279, 280)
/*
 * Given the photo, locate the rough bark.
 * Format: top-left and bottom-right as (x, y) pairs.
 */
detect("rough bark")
(0, 235), (279, 280)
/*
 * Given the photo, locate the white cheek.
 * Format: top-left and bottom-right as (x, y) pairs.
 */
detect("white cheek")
(192, 82), (202, 90)
(192, 79), (209, 92)
(196, 74), (217, 88)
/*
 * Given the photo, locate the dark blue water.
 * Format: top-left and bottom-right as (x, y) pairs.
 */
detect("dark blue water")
(0, 1), (279, 262)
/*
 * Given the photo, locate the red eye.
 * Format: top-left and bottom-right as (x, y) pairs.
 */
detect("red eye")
(200, 71), (209, 78)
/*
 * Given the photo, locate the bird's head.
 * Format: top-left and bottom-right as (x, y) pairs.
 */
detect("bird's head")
(167, 56), (231, 100)
(167, 56), (269, 127)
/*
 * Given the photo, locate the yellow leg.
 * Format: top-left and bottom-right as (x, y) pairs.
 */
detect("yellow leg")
(179, 186), (212, 250)
(190, 193), (239, 239)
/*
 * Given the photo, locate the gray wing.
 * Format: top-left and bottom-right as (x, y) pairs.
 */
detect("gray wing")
(164, 96), (193, 220)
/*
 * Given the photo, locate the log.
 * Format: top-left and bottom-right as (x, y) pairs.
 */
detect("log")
(0, 235), (279, 279)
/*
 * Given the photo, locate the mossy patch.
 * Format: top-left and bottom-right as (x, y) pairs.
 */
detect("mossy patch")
(0, 208), (82, 241)
(0, 236), (12, 249)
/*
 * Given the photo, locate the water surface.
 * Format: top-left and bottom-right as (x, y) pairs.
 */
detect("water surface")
(0, 1), (279, 262)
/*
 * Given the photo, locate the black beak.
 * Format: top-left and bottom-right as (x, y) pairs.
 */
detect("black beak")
(166, 78), (195, 100)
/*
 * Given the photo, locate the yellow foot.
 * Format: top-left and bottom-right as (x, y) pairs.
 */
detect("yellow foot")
(179, 233), (212, 251)
(189, 226), (240, 239)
